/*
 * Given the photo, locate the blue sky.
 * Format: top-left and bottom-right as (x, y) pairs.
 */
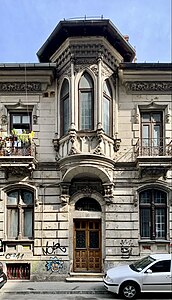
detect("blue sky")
(0, 0), (171, 63)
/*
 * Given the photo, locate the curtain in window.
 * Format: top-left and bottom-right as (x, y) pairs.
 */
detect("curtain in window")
(79, 73), (93, 130)
(103, 80), (112, 135)
(60, 79), (69, 135)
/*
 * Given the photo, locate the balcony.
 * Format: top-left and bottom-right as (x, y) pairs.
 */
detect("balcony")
(135, 138), (172, 178)
(53, 129), (121, 161)
(0, 135), (37, 178)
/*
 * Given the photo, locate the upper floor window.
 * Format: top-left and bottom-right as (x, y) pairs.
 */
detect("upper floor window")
(79, 72), (94, 130)
(7, 189), (34, 239)
(60, 79), (69, 135)
(141, 112), (163, 155)
(139, 189), (167, 240)
(103, 80), (112, 135)
(10, 112), (32, 134)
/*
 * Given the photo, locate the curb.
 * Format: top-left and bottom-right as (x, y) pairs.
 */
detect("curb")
(2, 289), (109, 295)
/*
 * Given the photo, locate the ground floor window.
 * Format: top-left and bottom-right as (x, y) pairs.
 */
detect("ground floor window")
(7, 263), (30, 280)
(140, 189), (167, 240)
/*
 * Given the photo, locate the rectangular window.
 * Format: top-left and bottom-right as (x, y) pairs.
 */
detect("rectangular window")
(80, 92), (93, 130)
(7, 190), (34, 240)
(140, 189), (167, 240)
(141, 112), (163, 156)
(10, 112), (32, 133)
(103, 97), (110, 135)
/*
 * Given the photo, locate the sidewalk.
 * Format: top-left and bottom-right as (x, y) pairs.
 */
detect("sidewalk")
(1, 281), (108, 295)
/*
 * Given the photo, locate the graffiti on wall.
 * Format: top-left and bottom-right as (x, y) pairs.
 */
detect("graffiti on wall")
(120, 239), (133, 258)
(5, 253), (24, 259)
(42, 241), (66, 255)
(45, 256), (64, 273)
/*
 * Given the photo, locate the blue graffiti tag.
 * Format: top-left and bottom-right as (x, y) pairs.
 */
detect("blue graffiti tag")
(45, 257), (64, 273)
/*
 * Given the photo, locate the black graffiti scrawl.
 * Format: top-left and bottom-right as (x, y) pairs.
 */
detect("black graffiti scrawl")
(42, 241), (66, 255)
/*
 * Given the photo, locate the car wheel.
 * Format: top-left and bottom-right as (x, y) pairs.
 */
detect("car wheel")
(119, 281), (139, 299)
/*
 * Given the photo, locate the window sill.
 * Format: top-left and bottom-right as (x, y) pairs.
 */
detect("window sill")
(138, 239), (170, 244)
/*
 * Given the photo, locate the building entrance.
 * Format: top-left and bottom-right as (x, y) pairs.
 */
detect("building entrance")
(73, 219), (101, 272)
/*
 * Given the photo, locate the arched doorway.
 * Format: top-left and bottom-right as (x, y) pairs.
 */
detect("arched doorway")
(73, 198), (102, 272)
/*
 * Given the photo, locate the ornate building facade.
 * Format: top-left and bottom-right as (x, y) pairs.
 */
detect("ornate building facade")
(0, 19), (171, 280)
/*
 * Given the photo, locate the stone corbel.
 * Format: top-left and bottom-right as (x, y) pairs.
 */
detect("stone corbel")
(52, 133), (59, 152)
(33, 105), (38, 125)
(0, 105), (7, 126)
(133, 189), (138, 207)
(68, 128), (80, 155)
(94, 128), (104, 155)
(114, 138), (121, 152)
(60, 182), (70, 204)
(103, 182), (114, 204)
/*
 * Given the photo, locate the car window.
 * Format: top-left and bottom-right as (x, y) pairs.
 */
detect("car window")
(149, 260), (171, 272)
(130, 256), (155, 272)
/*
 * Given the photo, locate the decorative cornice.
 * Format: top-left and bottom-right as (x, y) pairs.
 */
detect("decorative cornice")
(125, 81), (172, 93)
(56, 42), (118, 73)
(0, 82), (41, 93)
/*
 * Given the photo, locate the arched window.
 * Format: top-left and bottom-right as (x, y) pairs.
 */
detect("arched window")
(60, 79), (69, 135)
(75, 198), (101, 211)
(79, 72), (94, 130)
(103, 80), (112, 135)
(7, 189), (34, 239)
(139, 189), (167, 239)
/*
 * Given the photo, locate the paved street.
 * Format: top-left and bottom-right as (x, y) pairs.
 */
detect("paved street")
(0, 281), (171, 300)
(0, 293), (172, 300)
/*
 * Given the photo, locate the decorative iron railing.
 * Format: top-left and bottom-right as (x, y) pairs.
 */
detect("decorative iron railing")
(0, 142), (36, 158)
(7, 263), (30, 280)
(135, 138), (172, 157)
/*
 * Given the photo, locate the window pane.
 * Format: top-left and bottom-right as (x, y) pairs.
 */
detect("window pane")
(12, 116), (21, 124)
(76, 231), (86, 248)
(142, 113), (150, 122)
(150, 260), (170, 272)
(63, 96), (69, 134)
(61, 79), (69, 98)
(8, 209), (18, 238)
(21, 191), (33, 205)
(89, 231), (99, 248)
(140, 208), (151, 238)
(80, 92), (92, 129)
(103, 80), (112, 98)
(142, 125), (149, 142)
(155, 208), (166, 238)
(154, 191), (166, 203)
(7, 191), (18, 205)
(79, 73), (93, 88)
(140, 191), (150, 204)
(24, 209), (33, 237)
(103, 97), (110, 135)
(152, 113), (161, 122)
(22, 115), (30, 124)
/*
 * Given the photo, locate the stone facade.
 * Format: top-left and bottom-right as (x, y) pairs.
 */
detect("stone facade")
(0, 19), (171, 281)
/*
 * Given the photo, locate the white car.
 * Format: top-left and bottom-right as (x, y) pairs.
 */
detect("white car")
(104, 253), (172, 299)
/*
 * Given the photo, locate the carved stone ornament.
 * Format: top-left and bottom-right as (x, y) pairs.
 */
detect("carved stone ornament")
(103, 183), (113, 204)
(60, 182), (70, 204)
(0, 82), (41, 93)
(1, 115), (7, 125)
(125, 81), (172, 93)
(139, 167), (169, 179)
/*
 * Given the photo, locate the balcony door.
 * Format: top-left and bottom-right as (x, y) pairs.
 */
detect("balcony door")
(141, 112), (163, 156)
(73, 219), (101, 272)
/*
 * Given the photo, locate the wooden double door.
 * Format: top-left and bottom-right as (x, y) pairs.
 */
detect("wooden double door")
(73, 219), (101, 272)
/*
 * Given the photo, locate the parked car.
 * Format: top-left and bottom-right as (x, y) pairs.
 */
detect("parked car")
(104, 253), (172, 299)
(0, 262), (7, 289)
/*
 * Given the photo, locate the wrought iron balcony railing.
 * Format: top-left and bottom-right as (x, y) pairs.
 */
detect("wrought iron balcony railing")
(135, 138), (172, 157)
(0, 142), (36, 158)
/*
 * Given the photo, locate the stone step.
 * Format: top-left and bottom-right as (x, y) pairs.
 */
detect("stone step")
(66, 272), (104, 282)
